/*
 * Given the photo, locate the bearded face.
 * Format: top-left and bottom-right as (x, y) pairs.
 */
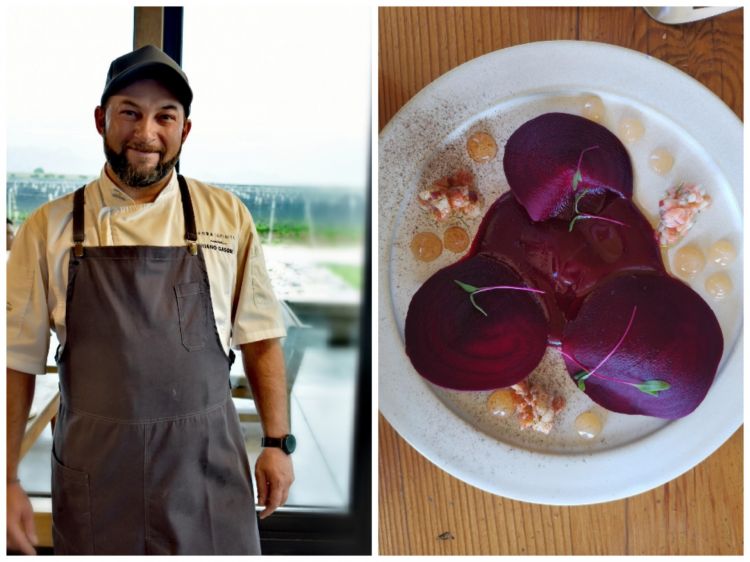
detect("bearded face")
(103, 133), (182, 188)
(99, 79), (189, 190)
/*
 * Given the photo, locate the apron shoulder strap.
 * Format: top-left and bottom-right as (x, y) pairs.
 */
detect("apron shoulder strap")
(177, 175), (199, 255)
(71, 177), (199, 256)
(72, 186), (86, 257)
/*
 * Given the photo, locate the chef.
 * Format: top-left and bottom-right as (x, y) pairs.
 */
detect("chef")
(6, 45), (295, 555)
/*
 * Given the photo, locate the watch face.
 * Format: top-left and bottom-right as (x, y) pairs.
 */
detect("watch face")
(282, 434), (297, 454)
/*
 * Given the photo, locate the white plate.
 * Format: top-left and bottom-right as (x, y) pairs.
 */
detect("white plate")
(378, 41), (743, 505)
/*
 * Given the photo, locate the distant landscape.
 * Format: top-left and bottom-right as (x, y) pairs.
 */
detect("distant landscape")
(7, 170), (366, 247)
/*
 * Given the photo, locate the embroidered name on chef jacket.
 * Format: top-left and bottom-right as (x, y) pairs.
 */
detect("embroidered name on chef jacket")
(198, 230), (237, 255)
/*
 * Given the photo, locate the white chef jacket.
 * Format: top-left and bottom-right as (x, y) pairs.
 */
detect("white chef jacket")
(7, 168), (286, 375)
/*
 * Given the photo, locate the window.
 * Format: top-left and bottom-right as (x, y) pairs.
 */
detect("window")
(181, 3), (370, 517)
(7, 5), (134, 223)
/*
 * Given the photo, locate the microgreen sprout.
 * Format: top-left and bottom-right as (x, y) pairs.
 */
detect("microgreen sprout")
(561, 306), (671, 397)
(567, 148), (629, 232)
(572, 145), (600, 192)
(454, 280), (545, 317)
(568, 212), (629, 232)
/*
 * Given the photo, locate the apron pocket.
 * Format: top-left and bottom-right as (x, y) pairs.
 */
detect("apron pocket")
(51, 448), (94, 554)
(175, 282), (208, 351)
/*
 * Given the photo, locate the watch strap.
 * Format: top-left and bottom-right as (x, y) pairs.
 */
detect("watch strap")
(261, 437), (283, 448)
(261, 434), (296, 454)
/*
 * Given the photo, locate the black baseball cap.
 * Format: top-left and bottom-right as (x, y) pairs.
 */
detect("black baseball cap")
(101, 45), (193, 117)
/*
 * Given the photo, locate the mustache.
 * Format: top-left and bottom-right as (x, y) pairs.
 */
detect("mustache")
(126, 144), (164, 154)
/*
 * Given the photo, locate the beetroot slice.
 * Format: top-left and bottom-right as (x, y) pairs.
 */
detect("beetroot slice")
(503, 112), (633, 221)
(561, 273), (723, 419)
(471, 191), (665, 341)
(405, 254), (549, 391)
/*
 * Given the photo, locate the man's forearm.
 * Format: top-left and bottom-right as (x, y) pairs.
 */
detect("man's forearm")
(7, 369), (36, 481)
(240, 339), (289, 436)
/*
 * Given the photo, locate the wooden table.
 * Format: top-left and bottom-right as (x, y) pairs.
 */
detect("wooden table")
(378, 7), (743, 555)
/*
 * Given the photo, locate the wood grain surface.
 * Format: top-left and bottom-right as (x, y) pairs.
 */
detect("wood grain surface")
(378, 7), (743, 556)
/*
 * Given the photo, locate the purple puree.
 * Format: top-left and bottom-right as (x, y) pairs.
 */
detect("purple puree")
(468, 191), (665, 343)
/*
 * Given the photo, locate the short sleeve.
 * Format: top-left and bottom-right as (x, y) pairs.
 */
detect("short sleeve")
(231, 206), (287, 346)
(7, 213), (51, 374)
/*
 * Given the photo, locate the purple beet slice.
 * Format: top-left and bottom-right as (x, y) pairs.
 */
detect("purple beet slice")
(503, 112), (633, 221)
(561, 273), (723, 419)
(405, 254), (549, 390)
(468, 191), (665, 342)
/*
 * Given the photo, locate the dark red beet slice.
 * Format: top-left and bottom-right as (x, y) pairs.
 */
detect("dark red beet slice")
(470, 192), (665, 341)
(561, 273), (723, 419)
(405, 254), (549, 390)
(503, 112), (633, 221)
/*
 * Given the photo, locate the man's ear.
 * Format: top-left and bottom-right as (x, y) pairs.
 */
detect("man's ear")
(181, 119), (192, 143)
(94, 106), (106, 136)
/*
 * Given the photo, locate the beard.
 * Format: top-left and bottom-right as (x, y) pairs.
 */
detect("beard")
(103, 136), (182, 188)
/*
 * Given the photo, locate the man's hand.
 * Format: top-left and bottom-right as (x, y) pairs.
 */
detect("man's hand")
(7, 370), (37, 554)
(254, 447), (294, 519)
(7, 482), (37, 555)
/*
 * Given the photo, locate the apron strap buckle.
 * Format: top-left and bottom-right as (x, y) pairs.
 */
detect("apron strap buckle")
(187, 241), (198, 255)
(74, 242), (84, 258)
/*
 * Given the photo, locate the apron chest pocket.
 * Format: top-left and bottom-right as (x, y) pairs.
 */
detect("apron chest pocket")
(174, 282), (208, 351)
(51, 449), (94, 554)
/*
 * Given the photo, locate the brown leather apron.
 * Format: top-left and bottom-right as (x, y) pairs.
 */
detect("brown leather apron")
(51, 176), (261, 554)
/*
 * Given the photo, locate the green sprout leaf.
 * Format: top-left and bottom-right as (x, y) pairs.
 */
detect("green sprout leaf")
(571, 168), (583, 192)
(455, 280), (488, 316)
(454, 280), (478, 293)
(566, 312), (670, 400)
(574, 370), (591, 390)
(633, 380), (671, 397)
(454, 280), (545, 318)
(571, 145), (599, 192)
(567, 147), (629, 233)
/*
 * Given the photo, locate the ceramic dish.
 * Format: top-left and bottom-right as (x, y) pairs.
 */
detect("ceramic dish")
(378, 41), (743, 505)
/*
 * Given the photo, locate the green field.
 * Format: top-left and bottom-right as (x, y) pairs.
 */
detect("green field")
(255, 221), (363, 246)
(323, 263), (362, 290)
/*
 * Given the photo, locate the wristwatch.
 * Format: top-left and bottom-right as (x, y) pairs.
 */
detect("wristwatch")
(261, 434), (296, 455)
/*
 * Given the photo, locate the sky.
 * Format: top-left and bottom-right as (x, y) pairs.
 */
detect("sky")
(6, 4), (370, 189)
